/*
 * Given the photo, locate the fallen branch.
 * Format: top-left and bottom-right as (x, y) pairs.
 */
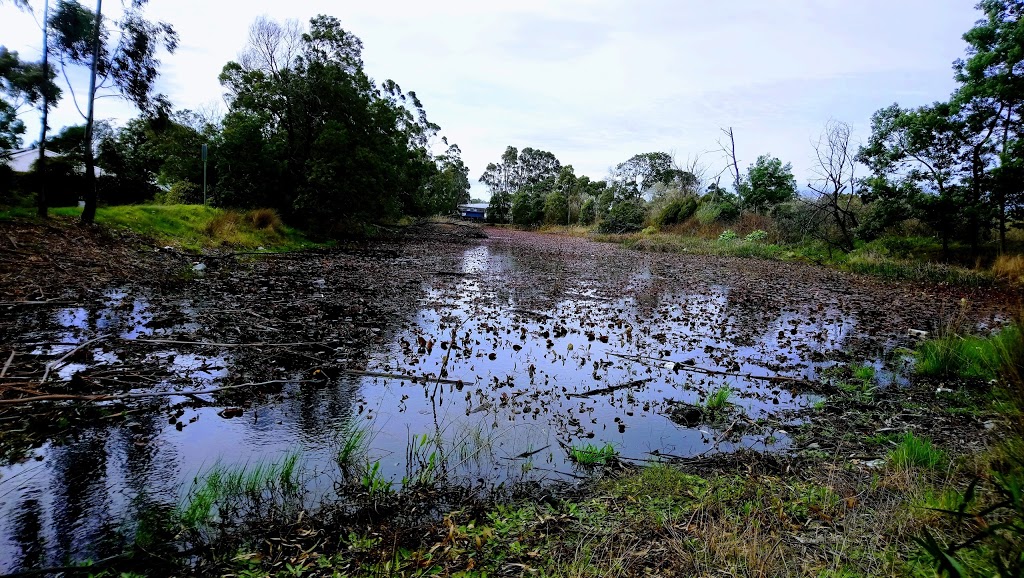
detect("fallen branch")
(568, 378), (653, 399)
(345, 369), (468, 386)
(0, 351), (13, 378)
(0, 379), (310, 406)
(609, 353), (810, 385)
(41, 334), (111, 384)
(122, 338), (334, 348)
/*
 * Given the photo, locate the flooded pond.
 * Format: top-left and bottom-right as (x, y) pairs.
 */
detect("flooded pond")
(0, 229), (980, 571)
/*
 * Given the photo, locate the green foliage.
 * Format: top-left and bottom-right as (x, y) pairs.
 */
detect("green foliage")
(598, 198), (647, 233)
(178, 452), (302, 531)
(214, 16), (459, 231)
(579, 197), (596, 225)
(741, 154), (797, 213)
(695, 200), (740, 224)
(360, 460), (392, 495)
(569, 443), (617, 466)
(915, 326), (1020, 381)
(655, 196), (698, 227)
(153, 181), (200, 205)
(887, 432), (946, 470)
(704, 386), (732, 413)
(744, 229), (768, 243)
(717, 229), (738, 242)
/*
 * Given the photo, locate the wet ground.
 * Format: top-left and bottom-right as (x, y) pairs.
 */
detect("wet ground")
(0, 224), (1010, 573)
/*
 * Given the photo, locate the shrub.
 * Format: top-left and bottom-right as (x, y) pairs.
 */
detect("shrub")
(695, 200), (740, 225)
(744, 229), (768, 243)
(656, 196), (698, 227)
(598, 199), (646, 233)
(154, 181), (202, 205)
(718, 229), (738, 242)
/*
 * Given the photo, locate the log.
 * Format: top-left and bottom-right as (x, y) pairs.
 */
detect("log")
(0, 379), (309, 405)
(568, 378), (652, 399)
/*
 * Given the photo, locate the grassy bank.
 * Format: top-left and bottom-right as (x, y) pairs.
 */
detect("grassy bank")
(0, 204), (324, 252)
(537, 225), (1011, 287)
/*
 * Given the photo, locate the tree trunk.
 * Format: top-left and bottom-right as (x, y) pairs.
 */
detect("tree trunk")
(36, 0), (50, 219)
(80, 0), (102, 225)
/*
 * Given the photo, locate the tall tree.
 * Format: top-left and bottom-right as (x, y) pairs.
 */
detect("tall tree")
(49, 0), (178, 223)
(954, 0), (1024, 250)
(742, 154), (797, 213)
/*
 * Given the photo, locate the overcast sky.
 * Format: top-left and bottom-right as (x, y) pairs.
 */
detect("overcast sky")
(2, 0), (981, 198)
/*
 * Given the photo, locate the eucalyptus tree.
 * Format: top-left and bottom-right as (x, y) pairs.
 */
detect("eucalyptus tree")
(48, 0), (177, 223)
(219, 15), (448, 228)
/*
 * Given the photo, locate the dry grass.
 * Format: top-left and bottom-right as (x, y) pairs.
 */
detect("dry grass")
(247, 208), (284, 232)
(992, 254), (1024, 283)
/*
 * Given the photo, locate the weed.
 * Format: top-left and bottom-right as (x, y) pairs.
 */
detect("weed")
(888, 432), (946, 470)
(704, 385), (732, 413)
(360, 460), (392, 495)
(569, 442), (617, 466)
(335, 420), (371, 474)
(717, 229), (738, 242)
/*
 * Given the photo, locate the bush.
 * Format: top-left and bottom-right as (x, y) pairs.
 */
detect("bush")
(579, 197), (596, 225)
(655, 196), (698, 227)
(695, 200), (740, 225)
(598, 199), (646, 233)
(744, 229), (768, 243)
(718, 229), (738, 242)
(154, 181), (202, 205)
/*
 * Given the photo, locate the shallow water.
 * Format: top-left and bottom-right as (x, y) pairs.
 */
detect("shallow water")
(0, 237), (908, 572)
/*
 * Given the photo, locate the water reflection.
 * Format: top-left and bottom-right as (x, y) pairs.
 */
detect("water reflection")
(0, 239), (894, 572)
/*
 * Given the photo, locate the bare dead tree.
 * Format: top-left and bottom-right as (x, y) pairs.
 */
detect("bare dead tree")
(805, 120), (860, 251)
(239, 16), (304, 78)
(672, 151), (710, 196)
(718, 127), (742, 194)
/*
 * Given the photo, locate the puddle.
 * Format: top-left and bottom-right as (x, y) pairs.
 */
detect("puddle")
(0, 238), (928, 572)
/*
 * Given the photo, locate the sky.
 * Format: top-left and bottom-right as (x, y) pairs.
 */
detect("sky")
(1, 0), (982, 199)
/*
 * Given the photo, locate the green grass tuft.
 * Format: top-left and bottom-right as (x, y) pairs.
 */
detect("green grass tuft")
(916, 326), (1021, 381)
(704, 385), (732, 412)
(888, 432), (946, 470)
(569, 442), (617, 466)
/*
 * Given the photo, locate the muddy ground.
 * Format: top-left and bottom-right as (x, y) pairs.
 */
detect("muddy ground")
(0, 218), (1017, 575)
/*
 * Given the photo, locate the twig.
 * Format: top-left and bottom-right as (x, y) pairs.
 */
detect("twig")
(41, 334), (111, 384)
(567, 378), (653, 399)
(0, 351), (13, 379)
(0, 379), (310, 406)
(609, 352), (810, 384)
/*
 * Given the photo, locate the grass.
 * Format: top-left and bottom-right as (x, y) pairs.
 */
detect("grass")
(569, 442), (618, 466)
(887, 432), (946, 471)
(992, 253), (1024, 283)
(0, 204), (325, 252)
(177, 451), (302, 530)
(335, 420), (372, 474)
(916, 324), (1021, 381)
(538, 223), (1003, 286)
(704, 385), (733, 413)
